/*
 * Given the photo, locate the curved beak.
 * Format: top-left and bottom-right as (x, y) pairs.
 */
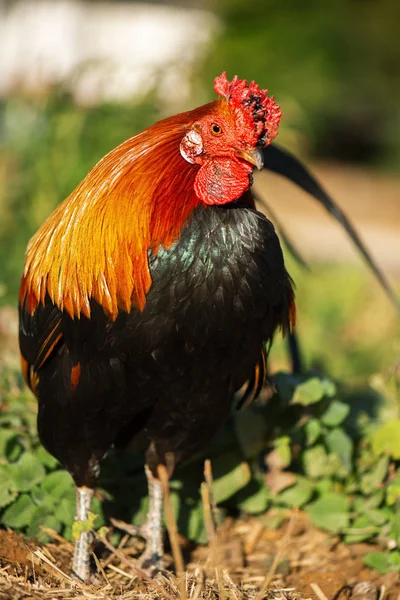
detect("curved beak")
(236, 147), (264, 170)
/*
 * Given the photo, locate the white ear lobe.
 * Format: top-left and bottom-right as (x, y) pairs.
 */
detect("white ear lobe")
(180, 129), (203, 164)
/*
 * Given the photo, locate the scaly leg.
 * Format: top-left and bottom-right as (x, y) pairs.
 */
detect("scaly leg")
(72, 486), (94, 582)
(136, 464), (164, 572)
(110, 465), (165, 573)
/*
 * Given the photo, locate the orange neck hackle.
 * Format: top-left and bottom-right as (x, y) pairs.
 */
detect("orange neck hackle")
(22, 103), (220, 320)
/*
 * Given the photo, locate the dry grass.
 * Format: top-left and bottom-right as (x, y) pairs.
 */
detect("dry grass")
(0, 524), (306, 600)
(1, 506), (398, 600)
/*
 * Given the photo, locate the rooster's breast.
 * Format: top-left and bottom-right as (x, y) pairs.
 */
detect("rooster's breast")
(132, 203), (290, 388)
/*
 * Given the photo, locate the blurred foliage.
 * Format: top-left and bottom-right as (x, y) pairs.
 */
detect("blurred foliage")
(201, 0), (400, 166)
(269, 259), (400, 379)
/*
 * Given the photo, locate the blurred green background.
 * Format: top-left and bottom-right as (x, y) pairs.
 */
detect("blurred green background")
(0, 0), (399, 382)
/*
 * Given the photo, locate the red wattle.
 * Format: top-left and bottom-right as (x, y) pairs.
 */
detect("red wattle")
(194, 158), (253, 206)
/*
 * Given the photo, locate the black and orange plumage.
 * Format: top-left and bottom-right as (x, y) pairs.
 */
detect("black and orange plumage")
(18, 66), (400, 580)
(19, 72), (295, 579)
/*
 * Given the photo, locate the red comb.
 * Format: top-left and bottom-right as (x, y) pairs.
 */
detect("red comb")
(214, 72), (281, 147)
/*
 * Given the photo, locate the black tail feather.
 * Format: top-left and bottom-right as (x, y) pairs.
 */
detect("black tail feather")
(263, 144), (400, 314)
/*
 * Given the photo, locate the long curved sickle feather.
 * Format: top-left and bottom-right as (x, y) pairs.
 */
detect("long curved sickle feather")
(262, 144), (400, 314)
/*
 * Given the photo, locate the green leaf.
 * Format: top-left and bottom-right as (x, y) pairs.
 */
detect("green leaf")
(386, 471), (400, 506)
(389, 510), (400, 547)
(371, 420), (400, 459)
(72, 512), (97, 540)
(366, 508), (390, 526)
(129, 495), (150, 533)
(234, 409), (267, 459)
(325, 428), (353, 475)
(35, 446), (60, 469)
(188, 506), (208, 545)
(365, 490), (385, 509)
(277, 476), (314, 507)
(97, 526), (110, 539)
(0, 429), (19, 459)
(6, 440), (23, 462)
(314, 478), (333, 495)
(0, 464), (18, 508)
(2, 493), (36, 528)
(292, 378), (325, 406)
(361, 456), (389, 495)
(303, 445), (340, 479)
(27, 504), (62, 541)
(353, 497), (389, 522)
(91, 497), (106, 528)
(54, 497), (76, 527)
(212, 452), (252, 504)
(41, 470), (75, 503)
(344, 515), (379, 543)
(167, 490), (181, 530)
(304, 419), (322, 446)
(0, 413), (23, 428)
(306, 492), (350, 533)
(273, 436), (291, 468)
(9, 452), (46, 492)
(0, 486), (18, 509)
(391, 551), (400, 569)
(238, 484), (270, 515)
(321, 400), (350, 427)
(321, 380), (337, 398)
(363, 551), (400, 574)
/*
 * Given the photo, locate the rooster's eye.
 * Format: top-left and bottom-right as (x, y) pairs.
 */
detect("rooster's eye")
(210, 123), (222, 136)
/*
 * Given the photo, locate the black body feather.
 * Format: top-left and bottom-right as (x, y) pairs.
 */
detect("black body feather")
(19, 203), (293, 487)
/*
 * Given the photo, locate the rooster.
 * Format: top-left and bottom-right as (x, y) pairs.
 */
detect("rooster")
(19, 65), (400, 581)
(19, 72), (295, 580)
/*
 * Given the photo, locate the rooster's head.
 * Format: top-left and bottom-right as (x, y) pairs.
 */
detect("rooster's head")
(180, 71), (281, 205)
